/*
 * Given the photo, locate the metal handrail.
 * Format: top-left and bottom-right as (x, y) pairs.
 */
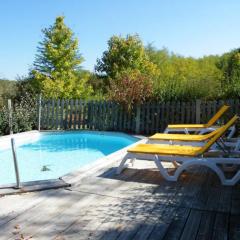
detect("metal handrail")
(11, 138), (21, 189)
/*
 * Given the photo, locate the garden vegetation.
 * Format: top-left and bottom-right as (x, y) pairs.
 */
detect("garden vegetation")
(0, 16), (240, 134)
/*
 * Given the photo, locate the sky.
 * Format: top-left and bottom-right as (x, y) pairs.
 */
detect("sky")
(0, 0), (240, 80)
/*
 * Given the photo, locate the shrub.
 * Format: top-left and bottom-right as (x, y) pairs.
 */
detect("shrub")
(108, 70), (153, 111)
(0, 94), (37, 135)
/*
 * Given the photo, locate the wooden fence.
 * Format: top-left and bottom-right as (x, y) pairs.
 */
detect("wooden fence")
(39, 99), (240, 135)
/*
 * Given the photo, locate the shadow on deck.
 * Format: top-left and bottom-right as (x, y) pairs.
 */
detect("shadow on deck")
(1, 164), (240, 239)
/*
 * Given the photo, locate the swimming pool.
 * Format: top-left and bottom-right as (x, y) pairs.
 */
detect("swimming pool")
(0, 131), (138, 185)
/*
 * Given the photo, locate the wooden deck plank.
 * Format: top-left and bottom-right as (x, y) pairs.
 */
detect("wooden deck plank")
(231, 187), (240, 215)
(211, 212), (229, 240)
(0, 161), (239, 239)
(179, 209), (202, 240)
(146, 223), (169, 240)
(229, 214), (240, 240)
(160, 207), (190, 240)
(0, 190), (93, 239)
(195, 211), (215, 240)
(0, 191), (49, 227)
(41, 194), (114, 239)
(47, 169), (158, 239)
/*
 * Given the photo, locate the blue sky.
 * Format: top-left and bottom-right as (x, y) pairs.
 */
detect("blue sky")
(0, 0), (239, 79)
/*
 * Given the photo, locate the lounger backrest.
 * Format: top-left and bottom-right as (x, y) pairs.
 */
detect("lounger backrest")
(203, 126), (223, 139)
(198, 115), (238, 155)
(206, 105), (230, 127)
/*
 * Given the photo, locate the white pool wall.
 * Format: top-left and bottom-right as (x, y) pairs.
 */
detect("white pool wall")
(0, 130), (41, 150)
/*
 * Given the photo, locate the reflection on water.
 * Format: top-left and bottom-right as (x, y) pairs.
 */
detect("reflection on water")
(22, 133), (134, 155)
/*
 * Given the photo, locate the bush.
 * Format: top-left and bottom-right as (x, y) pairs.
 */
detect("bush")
(0, 94), (37, 135)
(108, 70), (153, 111)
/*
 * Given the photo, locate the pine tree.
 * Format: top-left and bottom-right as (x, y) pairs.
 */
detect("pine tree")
(32, 16), (92, 98)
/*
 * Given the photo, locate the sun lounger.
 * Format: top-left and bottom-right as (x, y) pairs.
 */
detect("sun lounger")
(117, 115), (240, 185)
(164, 105), (231, 135)
(148, 126), (239, 152)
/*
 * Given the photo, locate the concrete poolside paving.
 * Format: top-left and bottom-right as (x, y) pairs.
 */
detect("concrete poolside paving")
(0, 160), (240, 240)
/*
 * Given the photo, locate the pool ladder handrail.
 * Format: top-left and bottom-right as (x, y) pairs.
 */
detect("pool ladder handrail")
(11, 138), (21, 189)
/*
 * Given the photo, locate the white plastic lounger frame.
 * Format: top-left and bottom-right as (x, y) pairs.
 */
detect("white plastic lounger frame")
(164, 125), (236, 138)
(117, 152), (240, 186)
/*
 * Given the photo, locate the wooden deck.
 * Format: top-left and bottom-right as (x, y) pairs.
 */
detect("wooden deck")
(0, 161), (240, 240)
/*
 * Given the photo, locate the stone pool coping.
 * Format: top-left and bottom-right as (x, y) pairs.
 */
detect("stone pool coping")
(0, 130), (146, 195)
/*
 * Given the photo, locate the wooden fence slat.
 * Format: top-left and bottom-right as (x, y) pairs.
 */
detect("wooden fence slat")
(56, 99), (60, 129)
(103, 100), (106, 130)
(78, 100), (82, 129)
(140, 104), (144, 133)
(69, 99), (73, 129)
(73, 99), (78, 130)
(235, 99), (240, 115)
(176, 101), (181, 123)
(51, 99), (54, 129)
(83, 100), (87, 129)
(46, 100), (50, 129)
(110, 102), (114, 131)
(87, 101), (90, 129)
(159, 101), (165, 131)
(181, 101), (185, 123)
(117, 104), (120, 131)
(146, 102), (150, 135)
(60, 99), (64, 129)
(118, 104), (123, 131)
(196, 99), (201, 124)
(113, 103), (117, 131)
(88, 100), (92, 130)
(65, 100), (69, 129)
(98, 100), (102, 130)
(94, 101), (98, 130)
(187, 101), (191, 123)
(41, 99), (45, 129)
(155, 102), (160, 133)
(165, 101), (170, 127)
(191, 101), (195, 123)
(150, 103), (154, 134)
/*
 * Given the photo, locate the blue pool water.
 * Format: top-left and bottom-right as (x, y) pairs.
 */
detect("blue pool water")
(0, 132), (138, 185)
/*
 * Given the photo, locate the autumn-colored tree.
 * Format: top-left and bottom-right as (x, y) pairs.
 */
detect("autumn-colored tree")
(108, 70), (153, 111)
(32, 16), (93, 99)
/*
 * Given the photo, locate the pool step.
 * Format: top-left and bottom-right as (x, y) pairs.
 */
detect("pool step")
(0, 179), (71, 196)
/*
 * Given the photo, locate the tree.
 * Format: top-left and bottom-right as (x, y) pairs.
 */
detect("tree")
(108, 70), (153, 111)
(95, 34), (159, 81)
(32, 16), (93, 99)
(145, 45), (222, 101)
(217, 49), (240, 97)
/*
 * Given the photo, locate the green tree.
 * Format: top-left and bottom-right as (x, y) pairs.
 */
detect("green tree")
(146, 45), (222, 101)
(217, 48), (240, 97)
(32, 16), (93, 99)
(95, 34), (159, 81)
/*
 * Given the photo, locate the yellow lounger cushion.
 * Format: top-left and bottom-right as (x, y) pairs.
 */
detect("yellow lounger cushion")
(129, 115), (238, 157)
(167, 124), (206, 129)
(149, 129), (220, 142)
(128, 144), (203, 156)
